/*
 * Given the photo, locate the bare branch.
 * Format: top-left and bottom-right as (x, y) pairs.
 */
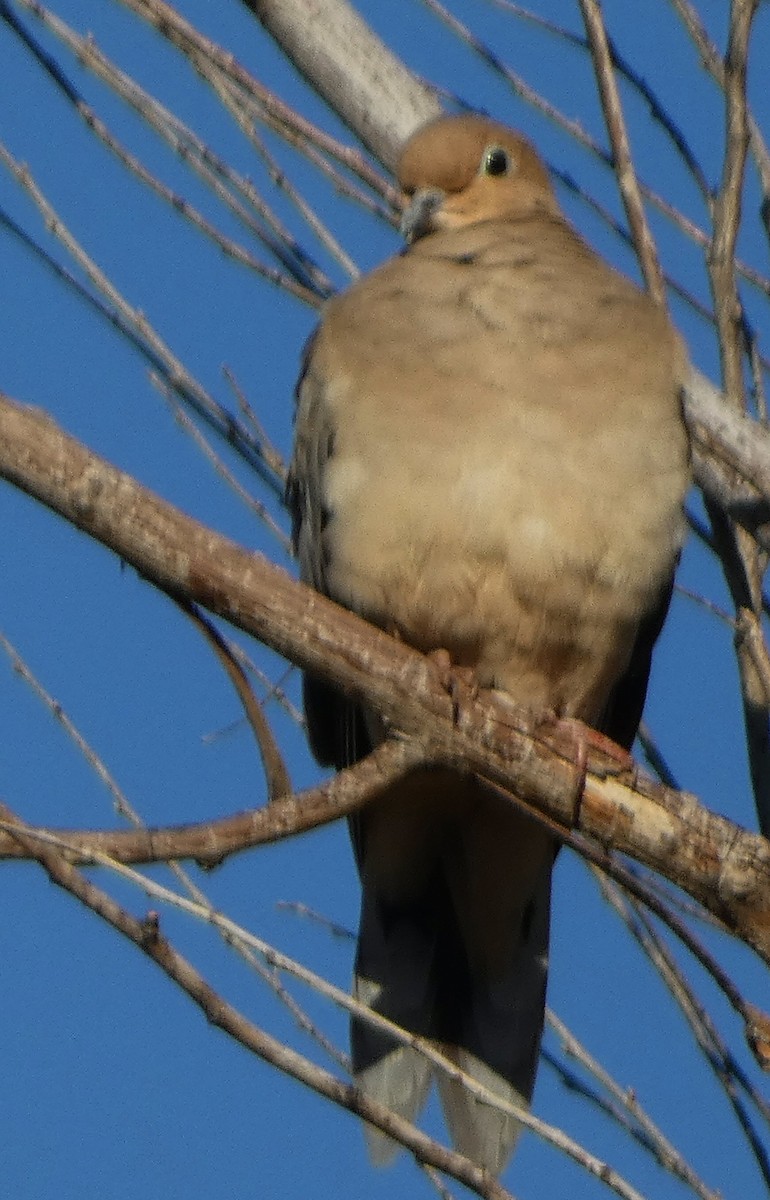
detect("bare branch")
(0, 738), (423, 866)
(173, 599), (293, 803)
(1, 393), (769, 970)
(0, 801), (517, 1200)
(578, 0), (666, 304)
(709, 0), (758, 407)
(237, 0), (440, 168)
(0, 141), (293, 491)
(667, 0), (770, 224)
(599, 876), (770, 1184)
(699, 0), (770, 837)
(547, 1010), (721, 1200)
(486, 0), (713, 203)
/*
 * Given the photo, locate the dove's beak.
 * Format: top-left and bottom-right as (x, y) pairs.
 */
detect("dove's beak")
(400, 187), (446, 243)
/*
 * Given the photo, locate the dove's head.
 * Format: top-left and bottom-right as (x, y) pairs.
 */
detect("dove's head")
(398, 114), (559, 242)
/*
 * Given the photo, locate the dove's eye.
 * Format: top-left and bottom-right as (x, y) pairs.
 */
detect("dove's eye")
(482, 146), (512, 177)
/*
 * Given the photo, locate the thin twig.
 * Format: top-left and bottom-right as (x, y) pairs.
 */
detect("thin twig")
(422, 0), (770, 305)
(636, 723), (681, 791)
(547, 1010), (721, 1200)
(3, 3), (326, 303)
(281, 888), (717, 1198)
(0, 628), (359, 1078)
(598, 872), (770, 1184)
(156, 380), (292, 554)
(483, 0), (712, 203)
(206, 65), (361, 281)
(115, 0), (400, 202)
(569, 837), (770, 1069)
(578, 0), (665, 303)
(709, 1), (757, 409)
(222, 366), (288, 483)
(0, 141), (290, 493)
(0, 627), (222, 938)
(172, 599), (292, 802)
(701, 0), (770, 836)
(665, 0), (770, 224)
(0, 804), (516, 1200)
(0, 813), (656, 1200)
(0, 629), (135, 825)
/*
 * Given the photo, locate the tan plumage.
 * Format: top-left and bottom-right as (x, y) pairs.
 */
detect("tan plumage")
(288, 114), (689, 1174)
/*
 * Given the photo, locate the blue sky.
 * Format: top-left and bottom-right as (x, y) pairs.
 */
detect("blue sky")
(1, 2), (769, 1198)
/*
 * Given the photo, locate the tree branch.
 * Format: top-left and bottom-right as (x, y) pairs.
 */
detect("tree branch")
(238, 0), (441, 169)
(2, 391), (769, 970)
(0, 739), (423, 865)
(578, 0), (666, 304)
(0, 800), (516, 1200)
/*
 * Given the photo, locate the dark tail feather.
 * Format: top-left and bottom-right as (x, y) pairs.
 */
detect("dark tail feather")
(351, 851), (551, 1173)
(351, 887), (437, 1163)
(436, 855), (551, 1173)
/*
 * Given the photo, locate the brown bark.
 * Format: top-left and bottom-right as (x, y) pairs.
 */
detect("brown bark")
(2, 391), (769, 968)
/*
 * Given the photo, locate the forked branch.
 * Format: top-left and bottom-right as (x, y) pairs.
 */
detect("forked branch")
(1, 391), (769, 971)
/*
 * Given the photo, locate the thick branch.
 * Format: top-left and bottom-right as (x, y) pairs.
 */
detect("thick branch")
(238, 0), (440, 169)
(1, 392), (769, 967)
(685, 369), (770, 501)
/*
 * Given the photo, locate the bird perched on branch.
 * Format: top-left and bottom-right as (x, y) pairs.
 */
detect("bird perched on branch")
(288, 113), (689, 1174)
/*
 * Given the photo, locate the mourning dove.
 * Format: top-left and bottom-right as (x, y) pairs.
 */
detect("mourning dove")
(288, 113), (689, 1174)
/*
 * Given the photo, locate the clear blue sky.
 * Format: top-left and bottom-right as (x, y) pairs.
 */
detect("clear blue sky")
(1, 2), (769, 1198)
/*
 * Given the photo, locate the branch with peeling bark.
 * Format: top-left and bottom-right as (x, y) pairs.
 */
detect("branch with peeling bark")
(2, 391), (769, 975)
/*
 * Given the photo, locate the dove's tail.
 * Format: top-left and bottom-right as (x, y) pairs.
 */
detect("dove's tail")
(350, 778), (553, 1175)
